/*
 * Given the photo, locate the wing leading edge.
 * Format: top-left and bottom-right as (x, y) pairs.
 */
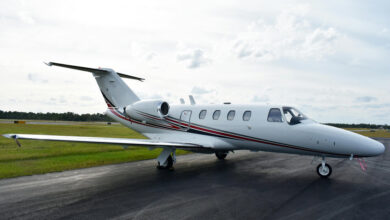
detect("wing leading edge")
(3, 134), (206, 150)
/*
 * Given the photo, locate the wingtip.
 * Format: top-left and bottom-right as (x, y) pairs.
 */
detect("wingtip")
(44, 62), (52, 66)
(3, 134), (15, 139)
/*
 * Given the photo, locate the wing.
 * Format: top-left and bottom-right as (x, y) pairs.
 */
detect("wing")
(3, 134), (207, 151)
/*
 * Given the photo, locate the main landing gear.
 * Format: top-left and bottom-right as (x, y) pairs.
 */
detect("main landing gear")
(156, 148), (176, 170)
(316, 156), (332, 178)
(215, 151), (228, 160)
(157, 155), (173, 169)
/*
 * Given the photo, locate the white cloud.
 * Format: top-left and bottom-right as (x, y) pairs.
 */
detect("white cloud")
(27, 73), (48, 83)
(355, 96), (377, 103)
(252, 95), (269, 103)
(17, 11), (35, 24)
(191, 86), (214, 95)
(231, 5), (339, 61)
(176, 47), (211, 69)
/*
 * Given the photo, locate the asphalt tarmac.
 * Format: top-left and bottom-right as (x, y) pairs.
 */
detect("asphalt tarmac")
(0, 138), (389, 220)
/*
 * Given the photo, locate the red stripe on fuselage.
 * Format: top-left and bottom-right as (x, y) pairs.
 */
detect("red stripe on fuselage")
(165, 117), (350, 157)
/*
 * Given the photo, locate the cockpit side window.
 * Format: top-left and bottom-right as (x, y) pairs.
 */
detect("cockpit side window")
(282, 107), (307, 125)
(267, 108), (283, 122)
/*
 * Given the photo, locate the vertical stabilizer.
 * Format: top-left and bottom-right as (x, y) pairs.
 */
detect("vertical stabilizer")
(94, 68), (140, 108)
(45, 62), (143, 108)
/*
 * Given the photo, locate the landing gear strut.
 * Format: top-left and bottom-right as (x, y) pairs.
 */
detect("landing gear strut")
(215, 151), (228, 160)
(316, 156), (332, 178)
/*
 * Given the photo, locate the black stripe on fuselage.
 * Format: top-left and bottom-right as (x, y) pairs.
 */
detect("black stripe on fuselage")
(100, 91), (116, 107)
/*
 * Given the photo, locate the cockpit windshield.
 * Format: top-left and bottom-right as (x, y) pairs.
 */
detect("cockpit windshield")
(282, 107), (308, 125)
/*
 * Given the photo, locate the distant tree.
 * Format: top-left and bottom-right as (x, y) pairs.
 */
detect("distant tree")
(0, 110), (113, 122)
(326, 123), (390, 129)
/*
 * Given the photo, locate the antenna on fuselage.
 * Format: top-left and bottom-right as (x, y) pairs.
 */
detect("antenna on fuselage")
(189, 95), (196, 105)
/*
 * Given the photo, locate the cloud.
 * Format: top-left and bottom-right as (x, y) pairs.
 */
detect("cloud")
(177, 48), (211, 69)
(355, 96), (377, 103)
(17, 11), (35, 24)
(131, 42), (158, 62)
(252, 95), (269, 103)
(191, 86), (214, 95)
(232, 5), (339, 62)
(80, 96), (94, 101)
(27, 73), (48, 83)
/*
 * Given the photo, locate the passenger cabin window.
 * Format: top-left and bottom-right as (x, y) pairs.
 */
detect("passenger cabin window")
(199, 110), (207, 119)
(243, 111), (251, 121)
(267, 108), (283, 122)
(227, 110), (235, 120)
(213, 110), (221, 120)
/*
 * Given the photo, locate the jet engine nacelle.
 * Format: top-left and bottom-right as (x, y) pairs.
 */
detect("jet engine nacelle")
(125, 100), (170, 121)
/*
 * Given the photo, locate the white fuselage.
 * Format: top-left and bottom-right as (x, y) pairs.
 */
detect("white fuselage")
(106, 103), (385, 158)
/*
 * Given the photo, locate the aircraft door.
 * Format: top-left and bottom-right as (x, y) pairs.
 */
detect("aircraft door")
(180, 110), (192, 131)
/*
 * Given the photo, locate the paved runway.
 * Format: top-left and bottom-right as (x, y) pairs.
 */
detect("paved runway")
(0, 138), (389, 220)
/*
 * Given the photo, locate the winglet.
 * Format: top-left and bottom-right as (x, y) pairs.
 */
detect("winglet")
(44, 62), (52, 66)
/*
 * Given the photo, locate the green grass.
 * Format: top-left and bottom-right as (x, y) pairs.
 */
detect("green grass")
(350, 130), (390, 138)
(0, 123), (189, 179)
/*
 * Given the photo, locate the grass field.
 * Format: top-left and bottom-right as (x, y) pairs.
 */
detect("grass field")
(344, 128), (390, 138)
(0, 123), (189, 179)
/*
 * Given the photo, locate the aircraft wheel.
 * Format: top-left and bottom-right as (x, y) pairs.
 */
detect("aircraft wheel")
(166, 155), (173, 168)
(317, 163), (332, 178)
(215, 151), (228, 160)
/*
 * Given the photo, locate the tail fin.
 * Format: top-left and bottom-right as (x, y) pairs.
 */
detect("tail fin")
(45, 62), (143, 108)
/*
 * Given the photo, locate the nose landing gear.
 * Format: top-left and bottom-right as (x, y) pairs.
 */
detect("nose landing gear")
(316, 156), (332, 178)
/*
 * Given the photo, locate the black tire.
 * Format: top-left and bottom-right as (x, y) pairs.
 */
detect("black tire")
(317, 163), (332, 178)
(215, 152), (228, 160)
(166, 155), (173, 168)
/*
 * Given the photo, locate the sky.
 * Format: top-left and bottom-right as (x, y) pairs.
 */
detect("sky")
(0, 0), (389, 124)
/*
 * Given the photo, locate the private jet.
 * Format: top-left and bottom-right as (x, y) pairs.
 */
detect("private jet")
(3, 62), (385, 178)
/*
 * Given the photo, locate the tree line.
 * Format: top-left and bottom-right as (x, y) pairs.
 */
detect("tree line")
(326, 123), (389, 129)
(0, 110), (113, 122)
(0, 110), (388, 128)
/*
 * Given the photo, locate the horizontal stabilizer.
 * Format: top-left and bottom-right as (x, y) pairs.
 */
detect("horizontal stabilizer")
(45, 62), (145, 81)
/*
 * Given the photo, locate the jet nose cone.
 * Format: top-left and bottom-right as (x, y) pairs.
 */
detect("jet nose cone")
(353, 135), (385, 157)
(366, 139), (385, 156)
(374, 141), (385, 156)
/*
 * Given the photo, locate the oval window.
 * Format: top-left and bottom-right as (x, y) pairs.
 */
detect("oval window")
(227, 110), (235, 120)
(243, 111), (251, 121)
(213, 110), (221, 120)
(199, 110), (207, 119)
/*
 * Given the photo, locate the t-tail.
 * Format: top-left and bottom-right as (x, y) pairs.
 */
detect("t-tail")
(45, 62), (144, 108)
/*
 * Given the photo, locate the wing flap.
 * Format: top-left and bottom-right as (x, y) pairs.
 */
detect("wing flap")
(3, 134), (205, 149)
